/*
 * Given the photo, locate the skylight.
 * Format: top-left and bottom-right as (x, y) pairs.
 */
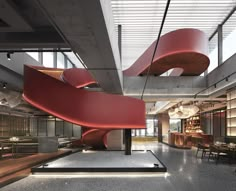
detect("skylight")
(111, 0), (236, 70)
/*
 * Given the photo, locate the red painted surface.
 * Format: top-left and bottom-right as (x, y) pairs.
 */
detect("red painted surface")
(63, 68), (97, 88)
(123, 28), (209, 76)
(23, 65), (145, 148)
(81, 129), (109, 149)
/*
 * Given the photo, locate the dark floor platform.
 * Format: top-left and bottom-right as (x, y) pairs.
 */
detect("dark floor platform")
(31, 150), (167, 173)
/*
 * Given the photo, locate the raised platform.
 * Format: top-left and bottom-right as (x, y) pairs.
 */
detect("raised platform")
(31, 150), (167, 173)
(0, 149), (73, 187)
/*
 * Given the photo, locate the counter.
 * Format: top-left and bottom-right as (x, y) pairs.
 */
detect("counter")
(168, 133), (192, 149)
(168, 132), (213, 148)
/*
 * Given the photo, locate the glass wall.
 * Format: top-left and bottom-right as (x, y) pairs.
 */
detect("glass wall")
(201, 112), (213, 135)
(26, 50), (81, 70)
(27, 52), (39, 62)
(0, 114), (29, 136)
(200, 108), (226, 139)
(0, 114), (81, 138)
(169, 119), (181, 132)
(146, 119), (155, 136)
(132, 118), (157, 137)
(57, 52), (65, 69)
(43, 52), (54, 68)
(223, 11), (236, 62)
(206, 9), (236, 75)
(38, 51), (77, 69)
(208, 33), (218, 73)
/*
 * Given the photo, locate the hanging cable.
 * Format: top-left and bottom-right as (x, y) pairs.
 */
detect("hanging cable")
(141, 0), (171, 100)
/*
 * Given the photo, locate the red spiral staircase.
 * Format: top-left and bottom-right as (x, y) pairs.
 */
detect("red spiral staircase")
(23, 28), (209, 149)
(23, 65), (145, 149)
(124, 28), (209, 76)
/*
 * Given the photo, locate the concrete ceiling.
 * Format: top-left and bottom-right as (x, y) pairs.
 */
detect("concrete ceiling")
(0, 0), (122, 94)
(111, 0), (236, 69)
(0, 0), (67, 49)
(35, 0), (123, 94)
(0, 0), (234, 117)
(0, 52), (47, 116)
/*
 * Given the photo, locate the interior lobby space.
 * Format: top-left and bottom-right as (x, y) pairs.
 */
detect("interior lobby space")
(0, 0), (236, 190)
(2, 142), (236, 191)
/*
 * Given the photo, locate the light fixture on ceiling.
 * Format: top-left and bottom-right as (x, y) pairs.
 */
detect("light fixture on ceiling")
(0, 98), (8, 105)
(7, 52), (11, 61)
(168, 105), (199, 119)
(2, 82), (6, 89)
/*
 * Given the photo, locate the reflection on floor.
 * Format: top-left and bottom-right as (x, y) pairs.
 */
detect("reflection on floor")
(1, 141), (236, 191)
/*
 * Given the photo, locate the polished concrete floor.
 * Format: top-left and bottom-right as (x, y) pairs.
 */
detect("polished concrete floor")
(2, 142), (236, 191)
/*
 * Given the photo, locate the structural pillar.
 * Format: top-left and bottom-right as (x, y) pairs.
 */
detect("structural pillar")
(157, 119), (163, 142)
(118, 25), (122, 60)
(157, 113), (170, 143)
(124, 129), (131, 155)
(107, 130), (123, 150)
(217, 24), (223, 66)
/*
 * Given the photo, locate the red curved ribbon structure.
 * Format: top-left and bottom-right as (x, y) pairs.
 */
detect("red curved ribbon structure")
(23, 65), (145, 148)
(124, 28), (210, 76)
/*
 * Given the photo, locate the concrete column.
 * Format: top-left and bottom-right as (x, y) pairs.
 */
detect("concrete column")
(118, 25), (122, 60)
(107, 130), (123, 150)
(217, 24), (223, 66)
(157, 113), (170, 143)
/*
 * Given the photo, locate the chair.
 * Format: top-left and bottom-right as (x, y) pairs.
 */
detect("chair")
(196, 143), (210, 159)
(208, 145), (228, 164)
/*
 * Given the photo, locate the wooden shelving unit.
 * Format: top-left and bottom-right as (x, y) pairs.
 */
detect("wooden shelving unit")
(227, 89), (236, 136)
(184, 115), (202, 133)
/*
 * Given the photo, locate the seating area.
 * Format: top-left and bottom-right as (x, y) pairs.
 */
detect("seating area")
(195, 142), (236, 164)
(0, 137), (39, 159)
(0, 136), (83, 159)
(195, 143), (210, 159)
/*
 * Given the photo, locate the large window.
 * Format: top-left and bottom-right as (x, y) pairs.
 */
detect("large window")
(146, 119), (155, 136)
(27, 52), (39, 62)
(201, 112), (213, 135)
(67, 60), (73, 68)
(169, 119), (181, 132)
(132, 118), (157, 137)
(208, 33), (218, 73)
(57, 52), (65, 69)
(200, 109), (226, 138)
(43, 52), (54, 68)
(223, 11), (236, 62)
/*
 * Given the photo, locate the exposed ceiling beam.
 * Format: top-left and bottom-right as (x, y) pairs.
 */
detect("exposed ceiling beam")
(0, 31), (68, 49)
(36, 0), (122, 94)
(124, 76), (207, 100)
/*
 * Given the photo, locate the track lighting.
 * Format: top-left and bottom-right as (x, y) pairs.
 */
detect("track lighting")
(7, 52), (11, 60)
(2, 82), (7, 89)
